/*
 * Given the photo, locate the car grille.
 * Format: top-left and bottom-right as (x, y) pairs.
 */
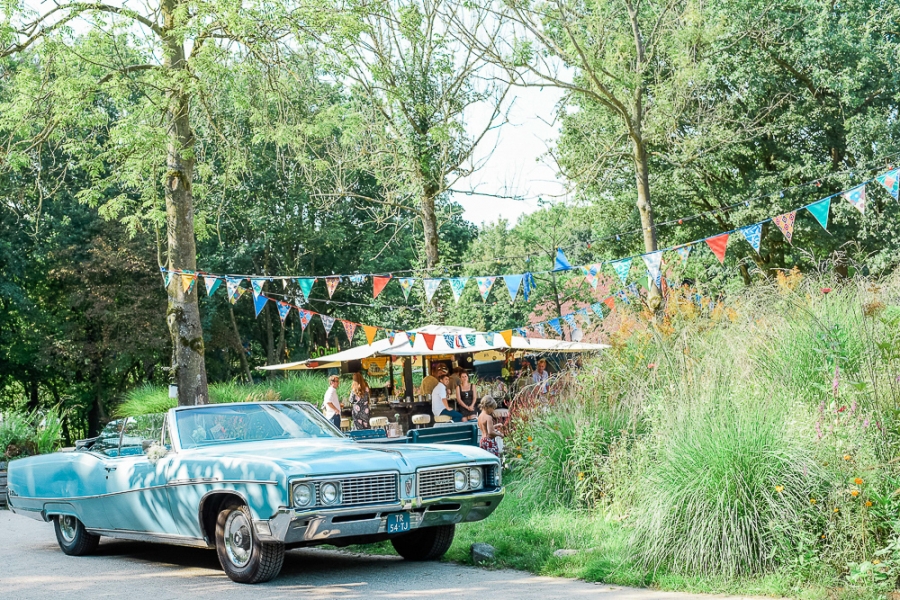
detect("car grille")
(313, 474), (398, 507)
(418, 468), (460, 498)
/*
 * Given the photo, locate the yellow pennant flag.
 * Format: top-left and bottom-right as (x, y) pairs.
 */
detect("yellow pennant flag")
(363, 325), (379, 345)
(181, 273), (195, 293)
(499, 329), (513, 346)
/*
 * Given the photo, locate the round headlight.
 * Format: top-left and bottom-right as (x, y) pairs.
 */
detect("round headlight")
(293, 483), (312, 507)
(454, 469), (468, 491)
(321, 482), (339, 504)
(468, 467), (483, 490)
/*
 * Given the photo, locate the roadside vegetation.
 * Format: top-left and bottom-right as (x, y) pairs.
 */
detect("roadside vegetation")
(445, 270), (900, 598)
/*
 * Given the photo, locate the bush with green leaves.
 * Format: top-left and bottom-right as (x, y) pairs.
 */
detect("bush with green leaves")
(0, 409), (63, 458)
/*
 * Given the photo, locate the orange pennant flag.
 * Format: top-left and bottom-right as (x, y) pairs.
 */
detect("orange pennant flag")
(181, 273), (195, 293)
(373, 276), (392, 299)
(363, 325), (378, 345)
(499, 329), (513, 346)
(603, 297), (616, 311)
(421, 333), (436, 350)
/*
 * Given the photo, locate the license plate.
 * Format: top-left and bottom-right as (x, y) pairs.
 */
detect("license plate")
(386, 512), (411, 534)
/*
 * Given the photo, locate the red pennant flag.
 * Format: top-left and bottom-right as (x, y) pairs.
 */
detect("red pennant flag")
(705, 232), (729, 264)
(603, 297), (616, 311)
(421, 333), (436, 350)
(373, 275), (392, 299)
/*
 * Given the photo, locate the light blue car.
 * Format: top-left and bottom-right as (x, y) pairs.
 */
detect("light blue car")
(7, 402), (504, 583)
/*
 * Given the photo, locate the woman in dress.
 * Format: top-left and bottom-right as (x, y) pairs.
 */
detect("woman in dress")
(455, 370), (478, 422)
(477, 396), (503, 457)
(350, 372), (371, 430)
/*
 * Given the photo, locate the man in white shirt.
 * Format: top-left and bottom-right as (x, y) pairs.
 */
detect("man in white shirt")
(323, 375), (342, 428)
(431, 373), (462, 422)
(532, 359), (550, 394)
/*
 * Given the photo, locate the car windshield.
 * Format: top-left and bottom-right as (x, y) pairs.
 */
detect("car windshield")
(175, 403), (341, 449)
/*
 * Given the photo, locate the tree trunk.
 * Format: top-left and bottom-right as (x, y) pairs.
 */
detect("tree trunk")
(632, 133), (661, 310)
(421, 187), (440, 268)
(27, 376), (39, 411)
(162, 1), (208, 406)
(550, 271), (567, 341)
(228, 302), (253, 383)
(264, 302), (276, 366)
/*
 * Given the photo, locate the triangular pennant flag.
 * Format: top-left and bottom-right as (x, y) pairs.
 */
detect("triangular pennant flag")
(449, 277), (468, 302)
(617, 290), (631, 304)
(204, 275), (222, 296)
(349, 274), (366, 285)
(523, 273), (537, 302)
(253, 294), (269, 317)
(576, 307), (591, 325)
(739, 223), (763, 253)
(424, 279), (442, 303)
(876, 168), (899, 200)
(229, 286), (246, 305)
(276, 301), (291, 324)
(674, 244), (693, 265)
(325, 277), (340, 298)
(705, 232), (729, 264)
(456, 335), (465, 348)
(398, 278), (415, 300)
(443, 334), (456, 348)
(534, 322), (545, 337)
(373, 275), (392, 299)
(363, 325), (378, 345)
(422, 333), (436, 350)
(603, 297), (616, 311)
(282, 279), (288, 290)
(563, 313), (577, 330)
(514, 328), (528, 338)
(320, 314), (336, 337)
(641, 252), (663, 286)
(297, 309), (313, 331)
(341, 320), (357, 343)
(553, 248), (572, 271)
(842, 184), (866, 214)
(591, 302), (605, 318)
(475, 276), (496, 302)
(387, 330), (397, 345)
(483, 332), (496, 346)
(772, 211), (797, 244)
(226, 277), (244, 302)
(548, 318), (563, 336)
(181, 273), (196, 294)
(406, 331), (417, 347)
(628, 283), (640, 297)
(297, 277), (316, 300)
(164, 270), (172, 288)
(465, 334), (477, 346)
(611, 258), (633, 284)
(250, 278), (267, 300)
(806, 197), (831, 230)
(499, 330), (513, 346)
(503, 274), (523, 302)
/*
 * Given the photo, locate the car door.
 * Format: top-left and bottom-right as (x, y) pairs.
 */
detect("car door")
(101, 415), (179, 534)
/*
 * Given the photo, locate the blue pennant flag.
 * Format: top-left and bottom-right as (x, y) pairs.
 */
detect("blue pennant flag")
(576, 307), (591, 325)
(253, 294), (269, 317)
(449, 277), (468, 303)
(533, 322), (545, 337)
(348, 274), (366, 285)
(514, 328), (528, 338)
(483, 332), (496, 346)
(503, 274), (523, 302)
(522, 273), (537, 301)
(250, 278), (267, 300)
(443, 334), (455, 348)
(628, 283), (640, 297)
(641, 251), (663, 287)
(739, 222), (763, 253)
(806, 197), (831, 231)
(204, 275), (222, 296)
(563, 313), (577, 330)
(553, 248), (572, 271)
(590, 302), (605, 318)
(611, 258), (632, 284)
(276, 301), (291, 324)
(617, 290), (631, 305)
(876, 168), (899, 200)
(424, 279), (442, 303)
(465, 334), (477, 346)
(548, 318), (563, 336)
(297, 277), (316, 299)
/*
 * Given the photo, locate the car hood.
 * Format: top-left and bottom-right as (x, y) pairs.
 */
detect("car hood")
(177, 437), (492, 477)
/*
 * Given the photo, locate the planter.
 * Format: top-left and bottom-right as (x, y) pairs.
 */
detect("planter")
(0, 461), (7, 507)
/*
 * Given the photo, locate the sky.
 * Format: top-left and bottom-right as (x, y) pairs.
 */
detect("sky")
(453, 85), (569, 227)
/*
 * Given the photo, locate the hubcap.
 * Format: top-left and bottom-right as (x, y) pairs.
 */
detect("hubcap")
(59, 515), (77, 542)
(224, 510), (252, 568)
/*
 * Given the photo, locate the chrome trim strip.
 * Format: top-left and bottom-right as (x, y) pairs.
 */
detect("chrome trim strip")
(84, 528), (210, 548)
(12, 480), (279, 503)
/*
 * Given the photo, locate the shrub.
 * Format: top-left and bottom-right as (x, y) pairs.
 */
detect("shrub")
(0, 409), (64, 458)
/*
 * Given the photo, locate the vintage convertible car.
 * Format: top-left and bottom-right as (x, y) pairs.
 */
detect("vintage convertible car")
(7, 402), (504, 583)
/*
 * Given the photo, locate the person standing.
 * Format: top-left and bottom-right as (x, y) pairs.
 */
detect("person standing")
(532, 359), (550, 394)
(477, 396), (503, 457)
(455, 370), (478, 422)
(350, 372), (371, 430)
(323, 375), (342, 429)
(432, 373), (462, 422)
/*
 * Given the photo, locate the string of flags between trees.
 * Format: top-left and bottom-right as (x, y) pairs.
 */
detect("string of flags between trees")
(160, 168), (900, 349)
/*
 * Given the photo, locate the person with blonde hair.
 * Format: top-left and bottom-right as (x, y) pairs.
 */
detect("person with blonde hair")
(350, 372), (371, 430)
(477, 396), (503, 457)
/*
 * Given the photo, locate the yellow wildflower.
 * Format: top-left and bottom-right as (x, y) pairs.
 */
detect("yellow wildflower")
(854, 477), (863, 485)
(775, 485), (784, 493)
(578, 472), (585, 480)
(843, 454), (852, 461)
(833, 507), (840, 513)
(874, 560), (881, 565)
(851, 490), (860, 497)
(527, 436), (533, 443)
(866, 501), (873, 507)
(810, 498), (817, 504)
(517, 454), (522, 459)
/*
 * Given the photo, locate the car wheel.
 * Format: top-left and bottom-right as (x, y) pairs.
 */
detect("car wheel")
(390, 524), (455, 561)
(215, 501), (284, 584)
(53, 514), (100, 556)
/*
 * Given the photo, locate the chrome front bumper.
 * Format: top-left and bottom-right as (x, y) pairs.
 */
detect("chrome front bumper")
(260, 487), (505, 545)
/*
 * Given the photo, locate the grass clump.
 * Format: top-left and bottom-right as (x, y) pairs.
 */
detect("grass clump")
(0, 409), (63, 458)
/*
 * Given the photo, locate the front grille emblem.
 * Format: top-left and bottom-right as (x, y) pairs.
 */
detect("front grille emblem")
(405, 477), (413, 496)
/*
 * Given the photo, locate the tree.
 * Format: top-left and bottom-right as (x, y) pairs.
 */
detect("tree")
(0, 0), (355, 404)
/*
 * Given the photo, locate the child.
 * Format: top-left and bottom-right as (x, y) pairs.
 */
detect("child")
(477, 396), (503, 457)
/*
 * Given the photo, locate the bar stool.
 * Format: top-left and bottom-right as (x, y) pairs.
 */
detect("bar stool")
(411, 414), (431, 429)
(369, 416), (389, 431)
(434, 415), (453, 424)
(340, 418), (351, 432)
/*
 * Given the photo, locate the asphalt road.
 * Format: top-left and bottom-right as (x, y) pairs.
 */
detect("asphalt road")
(1, 510), (766, 600)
